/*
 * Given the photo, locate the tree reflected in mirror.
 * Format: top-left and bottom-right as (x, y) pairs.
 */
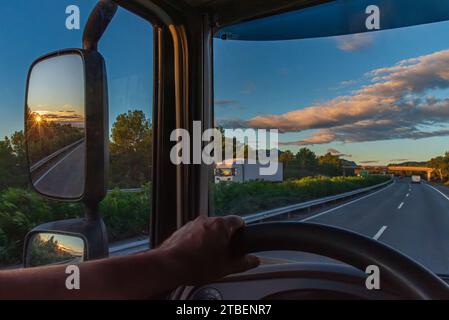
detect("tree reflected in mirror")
(26, 232), (85, 268)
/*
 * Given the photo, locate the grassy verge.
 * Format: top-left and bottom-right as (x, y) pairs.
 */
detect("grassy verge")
(212, 175), (390, 216)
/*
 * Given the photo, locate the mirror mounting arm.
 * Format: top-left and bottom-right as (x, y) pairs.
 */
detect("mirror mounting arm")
(83, 0), (118, 51)
(85, 201), (100, 220)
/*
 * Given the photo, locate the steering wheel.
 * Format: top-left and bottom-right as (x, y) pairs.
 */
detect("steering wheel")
(230, 222), (449, 300)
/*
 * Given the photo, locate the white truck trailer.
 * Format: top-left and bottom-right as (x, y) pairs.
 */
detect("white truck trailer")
(214, 159), (283, 183)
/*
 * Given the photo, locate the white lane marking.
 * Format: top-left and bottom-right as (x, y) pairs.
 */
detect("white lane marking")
(373, 226), (388, 240)
(398, 202), (404, 209)
(300, 181), (395, 222)
(424, 183), (449, 202)
(406, 193), (409, 197)
(34, 144), (83, 186)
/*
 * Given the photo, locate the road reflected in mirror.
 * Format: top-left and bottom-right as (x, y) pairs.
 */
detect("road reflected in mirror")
(26, 232), (85, 268)
(26, 53), (85, 199)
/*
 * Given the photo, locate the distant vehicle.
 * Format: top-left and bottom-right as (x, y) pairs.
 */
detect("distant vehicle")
(411, 175), (421, 183)
(215, 159), (283, 183)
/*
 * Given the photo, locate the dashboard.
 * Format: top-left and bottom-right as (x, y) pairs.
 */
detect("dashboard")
(171, 263), (398, 300)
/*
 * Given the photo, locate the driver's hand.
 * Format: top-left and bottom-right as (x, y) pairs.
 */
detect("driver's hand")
(159, 215), (260, 285)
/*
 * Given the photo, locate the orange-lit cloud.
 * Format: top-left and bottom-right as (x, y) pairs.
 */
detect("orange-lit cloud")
(35, 110), (84, 126)
(220, 49), (449, 145)
(327, 148), (352, 158)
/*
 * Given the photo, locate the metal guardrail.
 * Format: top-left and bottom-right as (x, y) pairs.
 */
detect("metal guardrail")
(108, 188), (143, 194)
(50, 179), (391, 258)
(108, 179), (393, 255)
(30, 138), (85, 173)
(242, 179), (393, 224)
(113, 178), (392, 226)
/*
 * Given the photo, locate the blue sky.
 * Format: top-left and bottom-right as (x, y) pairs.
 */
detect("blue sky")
(214, 20), (449, 165)
(0, 1), (153, 138)
(28, 54), (85, 127)
(2, 1), (449, 166)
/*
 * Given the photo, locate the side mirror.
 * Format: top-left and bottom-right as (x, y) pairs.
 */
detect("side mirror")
(23, 217), (108, 268)
(25, 49), (108, 203)
(25, 232), (87, 268)
(21, 3), (117, 267)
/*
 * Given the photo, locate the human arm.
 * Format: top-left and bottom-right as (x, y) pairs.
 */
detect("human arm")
(0, 215), (259, 299)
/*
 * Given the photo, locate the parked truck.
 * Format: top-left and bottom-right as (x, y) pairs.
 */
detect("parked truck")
(214, 159), (283, 183)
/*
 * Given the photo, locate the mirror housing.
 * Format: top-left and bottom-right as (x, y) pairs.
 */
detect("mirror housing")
(23, 217), (108, 268)
(25, 49), (109, 205)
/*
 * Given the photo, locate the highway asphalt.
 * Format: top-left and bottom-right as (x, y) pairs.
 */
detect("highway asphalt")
(259, 178), (449, 275)
(33, 142), (85, 198)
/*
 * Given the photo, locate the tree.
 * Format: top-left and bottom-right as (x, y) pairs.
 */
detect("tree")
(0, 137), (16, 189)
(295, 148), (318, 167)
(318, 152), (342, 176)
(109, 110), (152, 187)
(10, 131), (25, 158)
(0, 134), (27, 190)
(428, 152), (449, 182)
(10, 131), (27, 170)
(279, 150), (294, 162)
(216, 126), (252, 161)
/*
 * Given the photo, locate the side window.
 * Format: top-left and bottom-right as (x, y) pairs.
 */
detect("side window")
(100, 7), (153, 247)
(100, 10), (153, 190)
(0, 1), (152, 269)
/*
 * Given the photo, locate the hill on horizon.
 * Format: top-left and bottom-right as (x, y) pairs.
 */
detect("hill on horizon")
(387, 161), (428, 167)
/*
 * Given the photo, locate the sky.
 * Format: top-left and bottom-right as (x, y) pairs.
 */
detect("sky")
(214, 19), (449, 165)
(2, 1), (449, 167)
(28, 54), (85, 127)
(0, 0), (153, 138)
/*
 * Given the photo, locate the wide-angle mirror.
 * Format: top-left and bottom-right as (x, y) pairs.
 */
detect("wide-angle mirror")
(26, 53), (86, 199)
(25, 232), (86, 268)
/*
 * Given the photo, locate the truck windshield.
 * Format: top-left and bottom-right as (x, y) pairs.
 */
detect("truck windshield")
(212, 4), (449, 275)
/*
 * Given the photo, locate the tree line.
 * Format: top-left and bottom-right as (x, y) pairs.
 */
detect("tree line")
(428, 152), (449, 183)
(280, 147), (449, 184)
(2, 112), (449, 189)
(279, 148), (352, 178)
(0, 110), (152, 191)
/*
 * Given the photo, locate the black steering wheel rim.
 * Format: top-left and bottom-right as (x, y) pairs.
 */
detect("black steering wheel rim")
(230, 222), (449, 300)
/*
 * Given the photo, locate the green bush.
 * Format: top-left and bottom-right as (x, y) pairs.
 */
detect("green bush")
(101, 184), (151, 241)
(0, 189), (84, 266)
(212, 175), (390, 216)
(0, 186), (151, 266)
